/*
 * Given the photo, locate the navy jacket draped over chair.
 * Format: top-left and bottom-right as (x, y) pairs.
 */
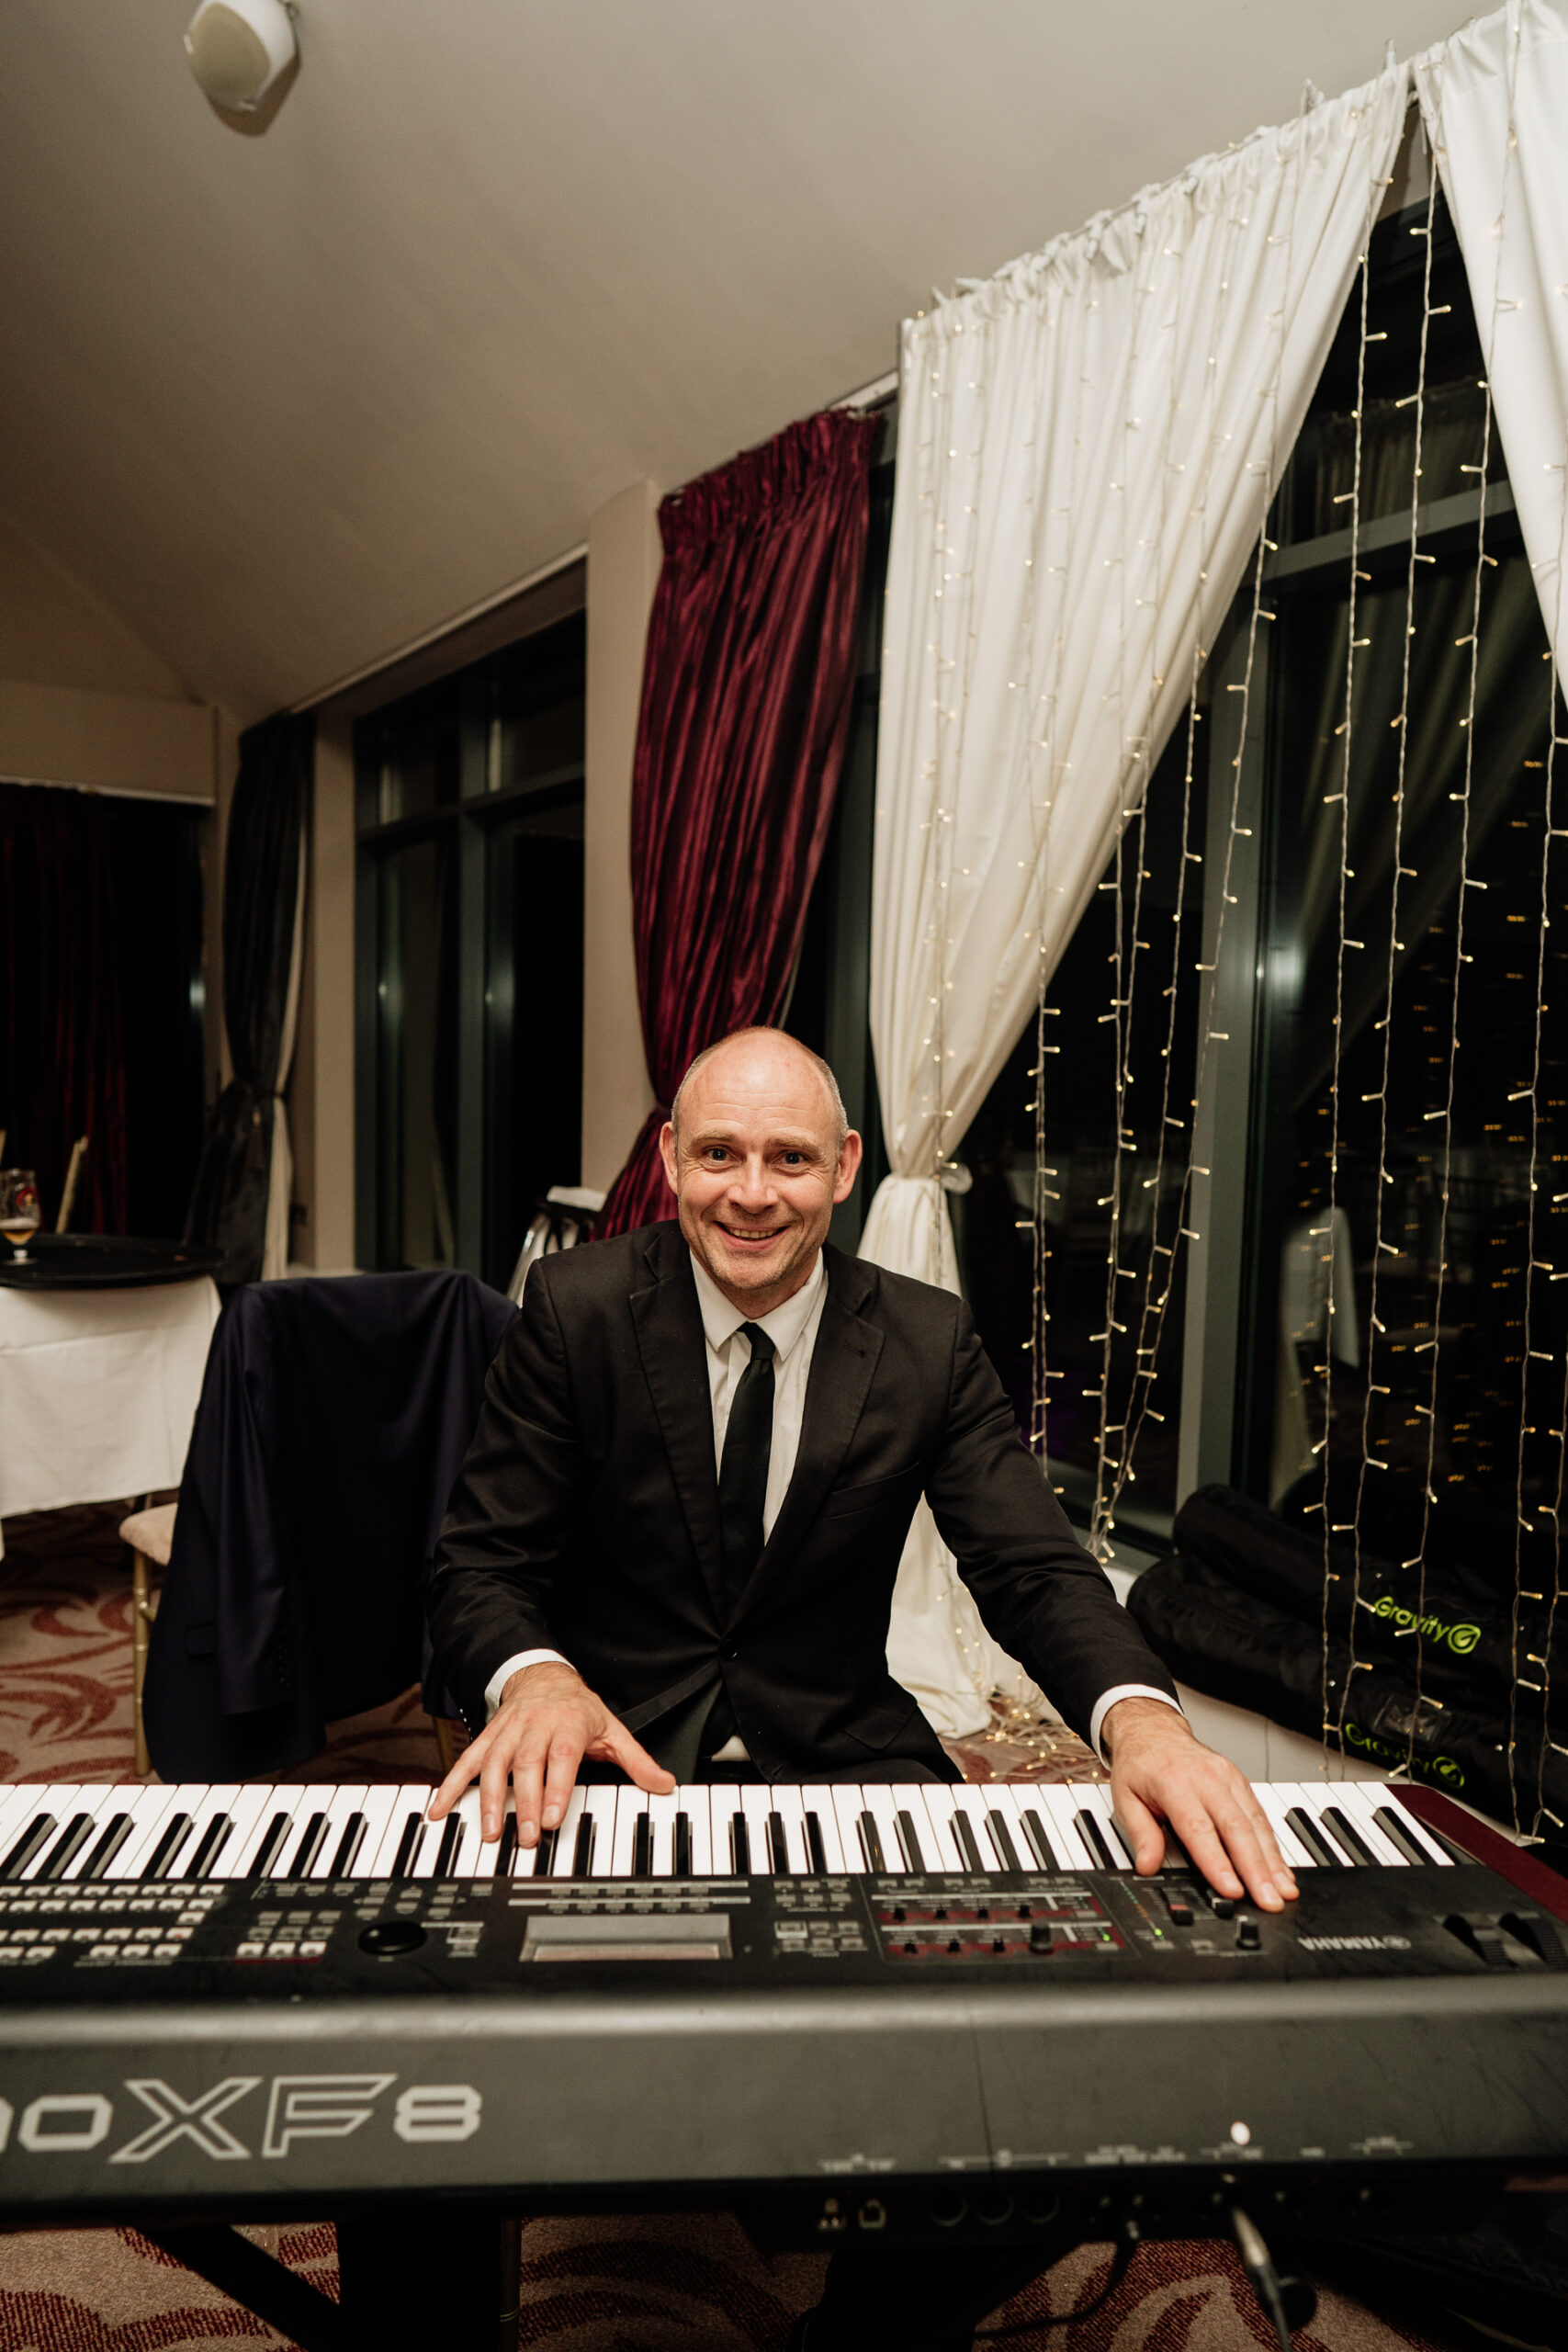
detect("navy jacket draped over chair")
(143, 1271), (516, 1781)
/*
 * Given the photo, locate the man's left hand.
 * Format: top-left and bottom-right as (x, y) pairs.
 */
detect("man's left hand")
(1103, 1697), (1297, 1913)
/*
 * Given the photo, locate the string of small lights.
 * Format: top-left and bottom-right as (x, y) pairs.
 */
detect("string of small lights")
(1090, 92), (1324, 1556)
(1315, 172), (1379, 1748)
(1348, 162), (1438, 1783)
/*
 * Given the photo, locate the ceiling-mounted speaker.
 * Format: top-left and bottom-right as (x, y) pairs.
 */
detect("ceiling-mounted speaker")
(185, 0), (298, 116)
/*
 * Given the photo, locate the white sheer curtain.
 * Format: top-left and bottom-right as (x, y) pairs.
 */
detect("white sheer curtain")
(1416, 0), (1568, 670)
(865, 60), (1411, 1735)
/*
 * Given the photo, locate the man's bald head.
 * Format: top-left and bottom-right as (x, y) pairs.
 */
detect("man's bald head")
(660, 1028), (862, 1315)
(671, 1029), (848, 1151)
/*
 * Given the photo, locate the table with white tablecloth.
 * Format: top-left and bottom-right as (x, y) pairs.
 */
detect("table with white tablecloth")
(0, 1279), (220, 1557)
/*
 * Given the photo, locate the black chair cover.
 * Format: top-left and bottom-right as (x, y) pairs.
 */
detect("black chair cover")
(142, 1269), (516, 1781)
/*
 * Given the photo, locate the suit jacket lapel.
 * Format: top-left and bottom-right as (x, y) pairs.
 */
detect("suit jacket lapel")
(736, 1254), (884, 1619)
(630, 1233), (727, 1622)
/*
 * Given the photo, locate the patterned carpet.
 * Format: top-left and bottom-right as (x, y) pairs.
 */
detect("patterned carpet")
(0, 1503), (1482, 2352)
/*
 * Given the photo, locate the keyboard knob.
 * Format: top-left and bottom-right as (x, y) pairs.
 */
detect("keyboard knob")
(1235, 1915), (1261, 1953)
(359, 1921), (426, 1957)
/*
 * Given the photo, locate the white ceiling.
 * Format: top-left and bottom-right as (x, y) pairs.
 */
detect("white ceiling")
(0, 0), (1478, 724)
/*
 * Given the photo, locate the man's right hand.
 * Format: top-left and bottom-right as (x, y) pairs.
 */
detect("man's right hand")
(425, 1660), (675, 1846)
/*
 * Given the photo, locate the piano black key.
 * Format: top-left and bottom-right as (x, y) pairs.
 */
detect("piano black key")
(673, 1814), (692, 1878)
(1321, 1806), (1375, 1868)
(571, 1814), (594, 1876)
(191, 1816), (233, 1880)
(1, 1815), (54, 1881)
(730, 1814), (751, 1875)
(987, 1809), (1023, 1873)
(1372, 1804), (1433, 1865)
(146, 1814), (193, 1880)
(897, 1810), (926, 1873)
(535, 1826), (558, 1874)
(328, 1814), (366, 1878)
(1285, 1807), (1339, 1870)
(1014, 1805), (1060, 1871)
(286, 1811), (328, 1879)
(767, 1812), (790, 1872)
(496, 1817), (517, 1877)
(632, 1810), (653, 1878)
(389, 1810), (423, 1878)
(1075, 1813), (1118, 1872)
(83, 1813), (132, 1881)
(1161, 1826), (1195, 1873)
(433, 1815), (463, 1877)
(951, 1812), (985, 1873)
(804, 1811), (828, 1876)
(38, 1814), (92, 1882)
(856, 1812), (886, 1873)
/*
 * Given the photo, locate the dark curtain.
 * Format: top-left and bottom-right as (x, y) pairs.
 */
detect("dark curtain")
(0, 782), (127, 1232)
(598, 408), (877, 1237)
(186, 709), (312, 1283)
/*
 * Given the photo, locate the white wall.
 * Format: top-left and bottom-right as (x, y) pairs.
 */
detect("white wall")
(581, 480), (660, 1193)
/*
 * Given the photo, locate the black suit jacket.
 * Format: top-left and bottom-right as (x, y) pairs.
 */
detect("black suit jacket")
(428, 1222), (1177, 1779)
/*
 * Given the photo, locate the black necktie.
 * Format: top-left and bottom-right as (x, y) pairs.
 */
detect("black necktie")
(717, 1323), (775, 1612)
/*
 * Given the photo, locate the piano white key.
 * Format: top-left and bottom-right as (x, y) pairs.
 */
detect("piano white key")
(1032, 1786), (1097, 1872)
(0, 1784), (51, 1855)
(769, 1784), (813, 1875)
(708, 1785), (747, 1875)
(611, 1787), (651, 1877)
(365, 1788), (425, 1878)
(829, 1785), (875, 1871)
(950, 1785), (1005, 1871)
(912, 1784), (966, 1872)
(306, 1785), (371, 1881)
(646, 1789), (679, 1876)
(1372, 1793), (1455, 1866)
(1255, 1783), (1317, 1871)
(1077, 1784), (1135, 1870)
(801, 1792), (848, 1873)
(860, 1785), (910, 1873)
(206, 1786), (281, 1880)
(105, 1782), (187, 1880)
(549, 1787), (589, 1878)
(739, 1784), (778, 1875)
(675, 1786), (713, 1875)
(465, 1789), (503, 1880)
(14, 1787), (87, 1880)
(581, 1786), (620, 1877)
(1327, 1781), (1412, 1868)
(338, 1784), (401, 1877)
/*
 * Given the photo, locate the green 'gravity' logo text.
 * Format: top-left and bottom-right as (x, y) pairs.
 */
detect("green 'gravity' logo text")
(1370, 1597), (1481, 1657)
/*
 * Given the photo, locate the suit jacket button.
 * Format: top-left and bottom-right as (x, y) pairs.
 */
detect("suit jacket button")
(723, 1646), (739, 1662)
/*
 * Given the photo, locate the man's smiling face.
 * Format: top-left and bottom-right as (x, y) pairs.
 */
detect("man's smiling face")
(660, 1032), (862, 1316)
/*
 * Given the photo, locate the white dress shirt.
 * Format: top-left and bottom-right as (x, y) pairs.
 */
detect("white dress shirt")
(482, 1248), (1180, 1762)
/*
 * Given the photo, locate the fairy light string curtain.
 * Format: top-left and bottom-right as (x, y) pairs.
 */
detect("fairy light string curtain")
(863, 61), (1411, 1736)
(1404, 0), (1568, 1834)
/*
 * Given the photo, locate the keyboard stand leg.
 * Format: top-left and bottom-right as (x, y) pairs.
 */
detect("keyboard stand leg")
(337, 2204), (521, 2351)
(141, 2225), (350, 2352)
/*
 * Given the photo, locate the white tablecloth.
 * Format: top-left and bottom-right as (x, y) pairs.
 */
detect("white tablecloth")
(0, 1279), (220, 1556)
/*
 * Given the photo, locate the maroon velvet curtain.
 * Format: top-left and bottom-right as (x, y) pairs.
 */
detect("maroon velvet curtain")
(598, 407), (877, 1237)
(0, 782), (128, 1232)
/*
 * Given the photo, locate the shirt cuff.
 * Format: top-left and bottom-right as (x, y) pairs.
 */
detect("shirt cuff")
(483, 1648), (569, 1720)
(1089, 1684), (1184, 1765)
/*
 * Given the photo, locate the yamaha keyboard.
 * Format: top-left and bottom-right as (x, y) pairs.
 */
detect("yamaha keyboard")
(0, 1770), (1566, 2251)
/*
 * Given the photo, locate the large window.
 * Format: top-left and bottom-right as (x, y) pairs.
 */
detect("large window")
(355, 608), (585, 1290)
(954, 180), (1560, 1580)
